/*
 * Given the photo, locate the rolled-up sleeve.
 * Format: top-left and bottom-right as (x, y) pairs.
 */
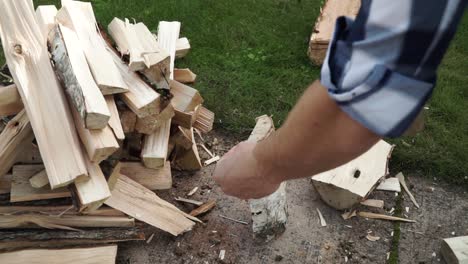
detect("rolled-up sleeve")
(320, 0), (467, 137)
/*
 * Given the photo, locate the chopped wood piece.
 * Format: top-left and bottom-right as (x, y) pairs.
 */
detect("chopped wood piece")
(120, 110), (137, 133)
(396, 172), (420, 209)
(187, 187), (198, 197)
(135, 103), (175, 134)
(357, 211), (416, 223)
(10, 165), (70, 202)
(0, 206), (124, 217)
(171, 80), (204, 128)
(106, 163), (122, 192)
(247, 115), (288, 238)
(175, 197), (203, 206)
(204, 156), (220, 166)
(308, 0), (361, 64)
(28, 169), (48, 189)
(105, 174), (196, 236)
(108, 18), (170, 71)
(0, 110), (34, 178)
(157, 21), (181, 80)
(376, 177), (401, 192)
(190, 200), (216, 217)
(171, 126), (193, 150)
(0, 0), (88, 188)
(0, 84), (23, 116)
(0, 245), (118, 264)
(35, 5), (58, 40)
(194, 106), (215, 133)
(360, 199), (385, 209)
(105, 96), (125, 141)
(120, 161), (172, 190)
(174, 68), (197, 83)
(0, 214), (134, 230)
(173, 128), (203, 171)
(441, 236), (468, 264)
(57, 1), (128, 94)
(316, 208), (327, 227)
(175, 37), (191, 59)
(109, 49), (162, 118)
(142, 118), (171, 168)
(49, 24), (111, 129)
(0, 174), (12, 195)
(0, 227), (144, 252)
(312, 140), (393, 210)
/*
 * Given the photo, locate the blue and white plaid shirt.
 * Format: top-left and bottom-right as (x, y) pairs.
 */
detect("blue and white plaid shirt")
(321, 0), (467, 137)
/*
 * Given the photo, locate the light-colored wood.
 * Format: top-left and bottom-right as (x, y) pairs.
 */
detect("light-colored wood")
(0, 214), (134, 230)
(0, 174), (12, 194)
(120, 161), (172, 190)
(376, 177), (401, 192)
(173, 128), (202, 171)
(0, 0), (88, 189)
(35, 5), (58, 40)
(0, 110), (34, 178)
(441, 236), (468, 264)
(105, 174), (197, 236)
(204, 156), (220, 166)
(357, 211), (416, 223)
(135, 103), (175, 134)
(396, 172), (420, 208)
(194, 106), (215, 133)
(175, 37), (190, 59)
(73, 156), (112, 213)
(0, 84), (23, 116)
(108, 18), (170, 71)
(157, 21), (181, 80)
(120, 110), (137, 133)
(28, 169), (48, 189)
(190, 200), (216, 217)
(171, 80), (204, 112)
(171, 126), (193, 150)
(316, 208), (327, 227)
(57, 1), (128, 94)
(106, 162), (122, 192)
(10, 165), (70, 202)
(247, 115), (288, 237)
(71, 107), (119, 163)
(109, 48), (161, 118)
(0, 245), (118, 264)
(174, 197), (203, 206)
(308, 0), (361, 65)
(312, 140), (393, 210)
(105, 95), (125, 141)
(49, 24), (110, 129)
(360, 199), (385, 208)
(141, 118), (171, 168)
(0, 206), (125, 217)
(174, 68), (197, 83)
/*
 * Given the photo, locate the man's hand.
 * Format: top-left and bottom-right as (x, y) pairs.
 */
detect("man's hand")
(213, 141), (281, 199)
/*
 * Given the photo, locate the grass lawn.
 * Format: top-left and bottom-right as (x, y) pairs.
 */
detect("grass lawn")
(1, 0), (467, 187)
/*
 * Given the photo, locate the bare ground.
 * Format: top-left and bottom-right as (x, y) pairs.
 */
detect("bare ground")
(117, 131), (468, 264)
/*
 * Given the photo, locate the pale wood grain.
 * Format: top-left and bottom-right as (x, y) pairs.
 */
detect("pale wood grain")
(105, 95), (125, 141)
(120, 161), (172, 190)
(175, 37), (190, 59)
(141, 118), (171, 169)
(0, 84), (23, 116)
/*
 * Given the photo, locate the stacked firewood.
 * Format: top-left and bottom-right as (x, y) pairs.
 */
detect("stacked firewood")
(0, 0), (216, 261)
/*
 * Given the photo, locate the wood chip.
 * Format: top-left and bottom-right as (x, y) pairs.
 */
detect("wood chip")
(219, 249), (226, 260)
(360, 199), (384, 208)
(174, 197), (203, 206)
(189, 200), (216, 217)
(357, 211), (416, 223)
(396, 172), (420, 208)
(187, 187), (198, 197)
(204, 156), (220, 166)
(316, 208), (327, 227)
(376, 177), (401, 192)
(366, 234), (381, 241)
(342, 210), (357, 220)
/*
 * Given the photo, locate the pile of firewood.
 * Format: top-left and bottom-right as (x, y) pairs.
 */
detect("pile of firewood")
(0, 0), (217, 261)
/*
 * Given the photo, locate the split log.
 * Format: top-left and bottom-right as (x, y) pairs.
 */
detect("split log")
(0, 245), (118, 264)
(120, 110), (137, 133)
(120, 161), (172, 190)
(174, 68), (197, 83)
(175, 37), (191, 59)
(0, 205), (125, 217)
(141, 118), (171, 169)
(308, 0), (361, 65)
(105, 95), (125, 141)
(376, 177), (401, 192)
(105, 174), (197, 236)
(0, 110), (34, 178)
(29, 169), (48, 189)
(172, 128), (202, 171)
(194, 106), (215, 133)
(171, 126), (193, 150)
(0, 84), (23, 116)
(156, 21), (181, 80)
(109, 48), (162, 118)
(0, 174), (12, 195)
(441, 236), (468, 264)
(171, 80), (204, 128)
(0, 227), (144, 253)
(108, 18), (170, 72)
(49, 24), (110, 129)
(0, 0), (88, 188)
(57, 1), (128, 94)
(35, 5), (58, 40)
(247, 115), (288, 238)
(10, 165), (70, 203)
(135, 103), (175, 134)
(312, 140), (393, 210)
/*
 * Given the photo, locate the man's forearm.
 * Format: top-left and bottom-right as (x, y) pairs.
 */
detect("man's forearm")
(253, 80), (381, 184)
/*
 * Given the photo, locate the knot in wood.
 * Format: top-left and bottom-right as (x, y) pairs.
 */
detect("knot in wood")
(13, 44), (23, 55)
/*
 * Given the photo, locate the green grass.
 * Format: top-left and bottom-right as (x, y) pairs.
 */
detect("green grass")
(1, 0), (467, 187)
